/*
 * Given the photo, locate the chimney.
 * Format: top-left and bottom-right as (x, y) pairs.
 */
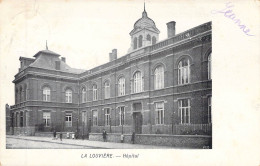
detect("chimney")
(61, 57), (66, 63)
(109, 49), (117, 62)
(167, 21), (176, 38)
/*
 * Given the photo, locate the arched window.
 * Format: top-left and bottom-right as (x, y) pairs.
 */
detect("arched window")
(208, 53), (211, 80)
(43, 87), (51, 102)
(154, 65), (164, 89)
(104, 81), (110, 99)
(81, 87), (86, 103)
(93, 84), (98, 101)
(152, 36), (156, 44)
(178, 58), (190, 84)
(133, 71), (142, 93)
(65, 89), (72, 103)
(138, 35), (143, 48)
(15, 88), (18, 104)
(24, 84), (27, 101)
(147, 34), (151, 41)
(118, 77), (125, 96)
(19, 87), (23, 102)
(134, 37), (137, 49)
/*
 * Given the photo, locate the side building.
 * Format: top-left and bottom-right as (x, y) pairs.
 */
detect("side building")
(9, 8), (212, 136)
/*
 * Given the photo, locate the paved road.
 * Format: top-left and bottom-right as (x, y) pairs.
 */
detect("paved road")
(6, 135), (172, 149)
(6, 137), (96, 149)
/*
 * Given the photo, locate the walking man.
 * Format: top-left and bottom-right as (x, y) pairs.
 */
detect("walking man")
(60, 132), (63, 141)
(53, 130), (56, 140)
(131, 132), (135, 144)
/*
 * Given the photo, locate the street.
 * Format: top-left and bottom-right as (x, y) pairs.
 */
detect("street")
(6, 135), (172, 149)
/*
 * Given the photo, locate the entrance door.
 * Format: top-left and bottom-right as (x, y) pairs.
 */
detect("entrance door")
(133, 103), (143, 134)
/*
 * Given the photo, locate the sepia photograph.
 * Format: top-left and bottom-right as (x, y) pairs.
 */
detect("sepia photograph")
(0, 0), (259, 165)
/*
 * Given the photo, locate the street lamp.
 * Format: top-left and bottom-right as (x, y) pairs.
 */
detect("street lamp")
(109, 116), (112, 133)
(171, 114), (174, 135)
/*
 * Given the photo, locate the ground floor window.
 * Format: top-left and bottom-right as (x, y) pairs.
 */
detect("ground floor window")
(208, 96), (212, 123)
(104, 108), (110, 126)
(155, 102), (164, 124)
(92, 110), (98, 126)
(20, 112), (24, 127)
(178, 99), (190, 124)
(82, 111), (87, 126)
(65, 112), (72, 127)
(43, 112), (51, 127)
(119, 106), (125, 126)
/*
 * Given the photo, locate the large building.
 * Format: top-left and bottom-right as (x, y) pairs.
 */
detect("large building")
(7, 6), (212, 136)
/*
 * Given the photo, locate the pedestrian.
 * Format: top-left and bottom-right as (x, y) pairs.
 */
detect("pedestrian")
(53, 130), (56, 140)
(60, 132), (62, 141)
(131, 131), (135, 144)
(102, 129), (107, 142)
(120, 134), (124, 143)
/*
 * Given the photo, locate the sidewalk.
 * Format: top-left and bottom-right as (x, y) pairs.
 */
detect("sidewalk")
(6, 135), (173, 149)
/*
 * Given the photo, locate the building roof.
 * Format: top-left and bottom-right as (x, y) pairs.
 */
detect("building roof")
(29, 49), (85, 74)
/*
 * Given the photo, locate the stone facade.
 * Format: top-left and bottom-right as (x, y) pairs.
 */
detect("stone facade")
(8, 7), (212, 137)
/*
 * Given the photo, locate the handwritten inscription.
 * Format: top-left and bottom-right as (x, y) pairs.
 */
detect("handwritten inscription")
(211, 2), (254, 36)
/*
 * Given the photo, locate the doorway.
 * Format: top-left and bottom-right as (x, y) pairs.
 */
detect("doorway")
(133, 103), (143, 134)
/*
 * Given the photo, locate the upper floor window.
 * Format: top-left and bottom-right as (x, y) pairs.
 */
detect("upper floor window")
(43, 87), (51, 102)
(208, 53), (211, 80)
(15, 88), (18, 104)
(152, 36), (156, 44)
(133, 71), (142, 93)
(155, 102), (164, 124)
(178, 58), (190, 85)
(118, 77), (125, 96)
(104, 81), (110, 99)
(154, 65), (164, 89)
(24, 84), (27, 101)
(81, 87), (86, 103)
(65, 89), (72, 103)
(208, 96), (212, 123)
(134, 37), (137, 49)
(178, 99), (190, 124)
(138, 35), (143, 48)
(19, 87), (23, 102)
(93, 84), (98, 101)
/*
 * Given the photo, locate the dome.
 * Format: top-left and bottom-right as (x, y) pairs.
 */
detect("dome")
(134, 11), (156, 29)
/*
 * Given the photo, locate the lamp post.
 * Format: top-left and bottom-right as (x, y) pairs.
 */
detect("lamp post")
(76, 117), (79, 139)
(109, 116), (112, 133)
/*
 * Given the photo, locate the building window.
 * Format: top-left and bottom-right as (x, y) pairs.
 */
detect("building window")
(178, 99), (190, 124)
(208, 96), (212, 123)
(92, 110), (98, 126)
(20, 87), (23, 102)
(65, 113), (72, 127)
(65, 89), (72, 103)
(155, 102), (164, 124)
(118, 77), (125, 96)
(82, 111), (87, 126)
(81, 88), (86, 103)
(104, 108), (110, 126)
(133, 71), (142, 93)
(43, 112), (51, 127)
(119, 106), (125, 126)
(152, 36), (156, 44)
(208, 53), (211, 80)
(104, 81), (110, 99)
(178, 58), (190, 85)
(20, 112), (24, 127)
(154, 65), (164, 89)
(138, 35), (143, 48)
(134, 37), (137, 49)
(15, 88), (18, 104)
(147, 34), (151, 41)
(43, 87), (51, 102)
(93, 84), (98, 101)
(24, 84), (27, 101)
